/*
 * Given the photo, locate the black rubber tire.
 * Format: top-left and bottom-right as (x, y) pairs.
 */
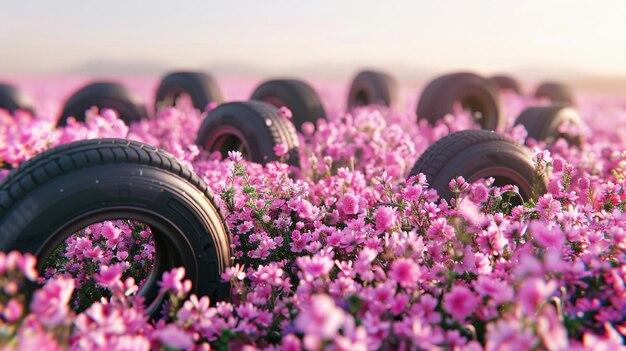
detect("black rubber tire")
(0, 139), (231, 313)
(196, 101), (299, 167)
(155, 71), (224, 112)
(58, 82), (148, 127)
(0, 83), (35, 115)
(515, 105), (583, 147)
(346, 70), (399, 109)
(409, 130), (545, 201)
(490, 75), (522, 94)
(534, 82), (575, 105)
(416, 72), (504, 130)
(250, 79), (326, 133)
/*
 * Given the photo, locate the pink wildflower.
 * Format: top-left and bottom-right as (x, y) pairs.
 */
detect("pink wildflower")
(443, 285), (478, 321)
(3, 298), (23, 322)
(94, 262), (126, 288)
(583, 323), (625, 350)
(388, 258), (421, 289)
(471, 183), (489, 203)
(295, 294), (345, 339)
(221, 263), (246, 281)
(529, 220), (565, 249)
(339, 193), (360, 215)
(228, 150), (243, 162)
(552, 157), (565, 173)
(15, 317), (64, 351)
(296, 255), (334, 281)
(485, 319), (537, 351)
(280, 334), (302, 351)
(158, 267), (191, 296)
(301, 121), (315, 136)
(535, 194), (561, 221)
(30, 277), (74, 327)
(154, 324), (193, 349)
(17, 252), (38, 281)
(473, 276), (513, 305)
(517, 277), (556, 315)
(279, 106), (293, 120)
(373, 206), (397, 232)
(274, 143), (288, 157)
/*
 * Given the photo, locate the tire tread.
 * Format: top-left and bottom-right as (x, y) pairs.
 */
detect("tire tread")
(0, 139), (225, 221)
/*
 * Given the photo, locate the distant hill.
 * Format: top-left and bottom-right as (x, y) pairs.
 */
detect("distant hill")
(64, 60), (169, 75)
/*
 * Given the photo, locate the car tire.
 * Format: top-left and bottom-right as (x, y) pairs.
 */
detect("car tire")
(250, 79), (326, 133)
(155, 71), (224, 112)
(534, 82), (575, 105)
(0, 138), (231, 313)
(515, 105), (583, 147)
(409, 130), (545, 201)
(416, 72), (504, 130)
(490, 75), (522, 94)
(346, 70), (399, 109)
(58, 82), (148, 127)
(0, 83), (35, 115)
(196, 101), (300, 166)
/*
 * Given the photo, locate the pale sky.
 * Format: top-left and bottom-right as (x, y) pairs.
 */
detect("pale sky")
(1, 0), (625, 77)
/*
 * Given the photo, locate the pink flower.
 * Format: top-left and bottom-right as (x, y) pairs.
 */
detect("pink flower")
(547, 179), (563, 196)
(295, 294), (345, 339)
(279, 106), (293, 120)
(94, 262), (126, 288)
(16, 317), (64, 351)
(578, 177), (590, 190)
(458, 198), (483, 223)
(221, 263), (246, 281)
(228, 150), (243, 162)
(583, 323), (625, 350)
(17, 252), (38, 281)
(427, 217), (455, 240)
(3, 298), (23, 322)
(339, 193), (360, 215)
(552, 157), (565, 173)
(485, 319), (537, 351)
(373, 206), (397, 232)
(274, 143), (288, 157)
(296, 255), (334, 281)
(529, 221), (565, 249)
(471, 183), (489, 203)
(111, 335), (151, 351)
(154, 324), (193, 349)
(391, 293), (409, 315)
(301, 121), (315, 136)
(158, 267), (191, 296)
(389, 258), (421, 289)
(535, 194), (561, 220)
(236, 302), (259, 320)
(443, 285), (478, 321)
(449, 176), (469, 192)
(517, 277), (556, 315)
(30, 277), (74, 327)
(1, 251), (37, 280)
(473, 276), (513, 304)
(101, 220), (122, 241)
(280, 334), (302, 351)
(403, 184), (423, 202)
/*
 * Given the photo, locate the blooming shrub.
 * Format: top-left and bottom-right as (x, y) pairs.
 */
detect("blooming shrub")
(1, 81), (626, 350)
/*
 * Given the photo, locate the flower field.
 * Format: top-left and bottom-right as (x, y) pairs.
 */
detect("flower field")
(1, 76), (626, 350)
